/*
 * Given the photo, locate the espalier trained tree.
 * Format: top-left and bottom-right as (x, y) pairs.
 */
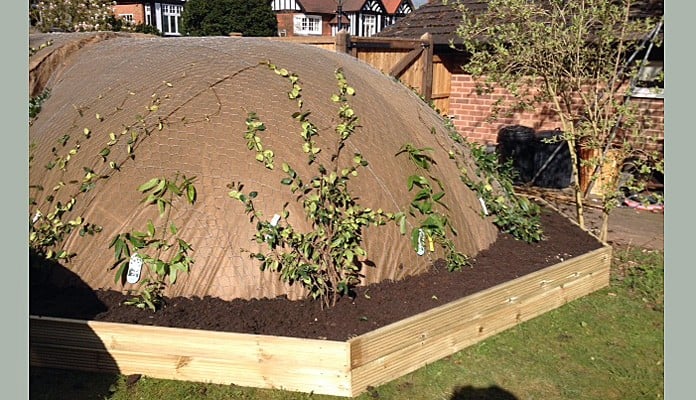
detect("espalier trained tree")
(448, 0), (663, 241)
(229, 62), (474, 308)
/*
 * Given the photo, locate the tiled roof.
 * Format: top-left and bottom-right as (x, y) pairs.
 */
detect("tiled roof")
(297, 0), (337, 14)
(382, 0), (408, 14)
(298, 0), (377, 13)
(341, 0), (369, 11)
(377, 0), (663, 45)
(376, 0), (487, 45)
(299, 0), (415, 14)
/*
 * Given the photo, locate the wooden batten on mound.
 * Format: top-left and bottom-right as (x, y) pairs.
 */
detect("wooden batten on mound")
(30, 245), (611, 397)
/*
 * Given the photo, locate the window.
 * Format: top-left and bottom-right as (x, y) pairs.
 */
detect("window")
(363, 14), (376, 36)
(161, 4), (183, 35)
(145, 5), (151, 26)
(631, 60), (664, 99)
(118, 14), (134, 24)
(293, 14), (322, 35)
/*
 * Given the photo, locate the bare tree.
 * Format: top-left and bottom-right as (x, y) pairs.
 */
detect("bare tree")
(448, 0), (663, 241)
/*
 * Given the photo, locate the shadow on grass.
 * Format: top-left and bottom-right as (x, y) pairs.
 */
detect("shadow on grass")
(30, 249), (120, 400)
(450, 385), (519, 400)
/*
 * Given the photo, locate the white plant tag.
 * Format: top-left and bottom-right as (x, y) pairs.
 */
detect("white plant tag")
(416, 228), (425, 256)
(265, 214), (282, 242)
(479, 197), (489, 216)
(126, 253), (143, 284)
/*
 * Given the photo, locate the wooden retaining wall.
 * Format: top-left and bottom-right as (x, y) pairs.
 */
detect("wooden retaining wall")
(30, 245), (611, 397)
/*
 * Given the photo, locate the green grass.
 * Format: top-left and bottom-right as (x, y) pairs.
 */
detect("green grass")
(30, 245), (663, 400)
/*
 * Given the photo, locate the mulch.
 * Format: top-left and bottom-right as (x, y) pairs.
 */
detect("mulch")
(30, 206), (603, 341)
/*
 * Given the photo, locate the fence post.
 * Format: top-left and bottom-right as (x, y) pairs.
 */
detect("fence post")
(420, 32), (434, 102)
(336, 29), (350, 54)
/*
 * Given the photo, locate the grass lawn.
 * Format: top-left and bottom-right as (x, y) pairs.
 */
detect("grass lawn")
(30, 245), (664, 400)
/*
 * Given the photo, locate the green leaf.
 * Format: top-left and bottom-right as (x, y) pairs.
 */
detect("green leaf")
(114, 261), (128, 284)
(112, 237), (127, 260)
(411, 228), (421, 251)
(177, 238), (191, 252)
(398, 214), (407, 235)
(128, 235), (145, 248)
(138, 178), (160, 193)
(169, 265), (180, 284)
(186, 184), (196, 204)
(157, 199), (166, 216)
(149, 179), (166, 196)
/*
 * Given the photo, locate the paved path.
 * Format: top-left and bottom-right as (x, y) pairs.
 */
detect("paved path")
(607, 207), (664, 251)
(526, 189), (665, 251)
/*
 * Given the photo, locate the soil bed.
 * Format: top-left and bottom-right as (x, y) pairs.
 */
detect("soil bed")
(30, 206), (602, 341)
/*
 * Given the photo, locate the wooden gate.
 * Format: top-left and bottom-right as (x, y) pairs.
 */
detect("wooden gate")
(270, 32), (446, 108)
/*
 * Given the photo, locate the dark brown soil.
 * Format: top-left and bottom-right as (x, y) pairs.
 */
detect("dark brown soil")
(29, 206), (602, 341)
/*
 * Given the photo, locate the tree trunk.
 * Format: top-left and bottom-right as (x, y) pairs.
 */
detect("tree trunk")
(599, 207), (610, 243)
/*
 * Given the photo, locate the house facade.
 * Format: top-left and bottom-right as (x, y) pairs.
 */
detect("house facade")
(271, 0), (415, 37)
(376, 0), (664, 153)
(113, 1), (186, 36)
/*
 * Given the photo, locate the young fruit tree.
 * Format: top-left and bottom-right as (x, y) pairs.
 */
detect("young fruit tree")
(448, 0), (663, 241)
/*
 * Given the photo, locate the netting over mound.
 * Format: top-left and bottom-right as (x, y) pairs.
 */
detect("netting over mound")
(29, 33), (499, 301)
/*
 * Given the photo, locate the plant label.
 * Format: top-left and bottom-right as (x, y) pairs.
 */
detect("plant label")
(126, 253), (143, 284)
(479, 197), (489, 216)
(265, 214), (282, 243)
(417, 229), (425, 256)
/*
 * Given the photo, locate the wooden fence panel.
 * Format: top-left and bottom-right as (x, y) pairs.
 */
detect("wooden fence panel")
(431, 55), (452, 114)
(270, 33), (443, 104)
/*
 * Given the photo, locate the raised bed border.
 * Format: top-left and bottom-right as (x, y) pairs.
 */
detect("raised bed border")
(30, 245), (611, 397)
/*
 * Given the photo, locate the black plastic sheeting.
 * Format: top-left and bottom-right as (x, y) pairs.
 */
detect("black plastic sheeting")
(496, 125), (572, 189)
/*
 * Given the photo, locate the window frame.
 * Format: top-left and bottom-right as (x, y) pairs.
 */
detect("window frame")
(630, 60), (664, 99)
(293, 14), (322, 36)
(118, 13), (135, 24)
(362, 14), (377, 36)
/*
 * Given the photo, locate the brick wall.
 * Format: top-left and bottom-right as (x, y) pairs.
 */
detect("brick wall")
(113, 4), (145, 25)
(275, 13), (334, 37)
(448, 74), (664, 154)
(276, 13), (293, 36)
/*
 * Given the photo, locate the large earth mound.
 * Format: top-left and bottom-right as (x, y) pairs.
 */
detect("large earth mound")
(29, 32), (499, 301)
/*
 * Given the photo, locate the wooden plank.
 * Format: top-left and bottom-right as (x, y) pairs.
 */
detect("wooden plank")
(349, 250), (610, 394)
(269, 37), (336, 46)
(31, 344), (352, 395)
(31, 317), (346, 362)
(349, 246), (611, 368)
(30, 316), (352, 397)
(351, 37), (425, 50)
(388, 47), (423, 78)
(421, 33), (434, 102)
(431, 93), (451, 100)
